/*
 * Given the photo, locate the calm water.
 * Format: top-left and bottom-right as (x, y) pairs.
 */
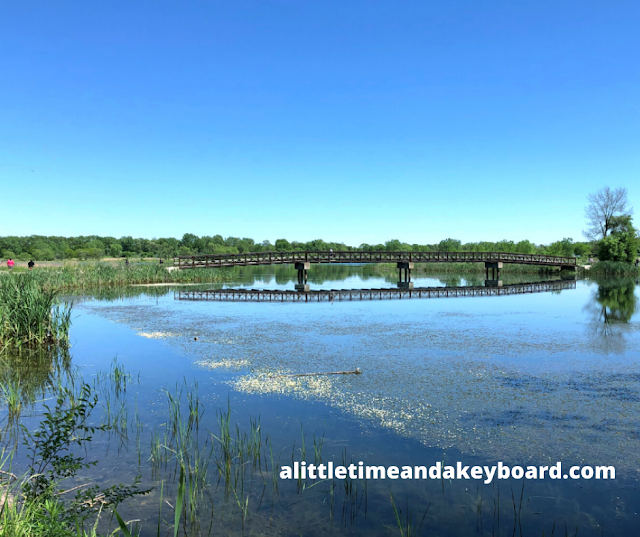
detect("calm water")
(3, 266), (640, 536)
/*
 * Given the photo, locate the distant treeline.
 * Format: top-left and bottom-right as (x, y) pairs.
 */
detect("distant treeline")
(0, 234), (593, 261)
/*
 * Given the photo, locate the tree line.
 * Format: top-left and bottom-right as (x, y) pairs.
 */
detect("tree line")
(1, 187), (636, 263)
(0, 233), (592, 262)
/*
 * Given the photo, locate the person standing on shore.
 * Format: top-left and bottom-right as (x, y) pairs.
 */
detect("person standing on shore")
(28, 260), (35, 270)
(7, 258), (14, 270)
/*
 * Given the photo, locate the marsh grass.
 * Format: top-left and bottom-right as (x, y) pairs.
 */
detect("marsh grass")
(0, 273), (72, 349)
(389, 489), (429, 537)
(9, 263), (232, 291)
(588, 260), (640, 276)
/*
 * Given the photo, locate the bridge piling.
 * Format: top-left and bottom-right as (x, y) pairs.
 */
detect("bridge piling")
(397, 262), (414, 283)
(485, 262), (503, 280)
(295, 262), (310, 286)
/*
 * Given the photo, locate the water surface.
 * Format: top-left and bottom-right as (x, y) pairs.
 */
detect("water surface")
(3, 266), (640, 535)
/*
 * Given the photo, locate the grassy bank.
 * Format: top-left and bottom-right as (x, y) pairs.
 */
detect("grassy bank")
(0, 274), (72, 349)
(0, 263), (232, 291)
(588, 261), (640, 277)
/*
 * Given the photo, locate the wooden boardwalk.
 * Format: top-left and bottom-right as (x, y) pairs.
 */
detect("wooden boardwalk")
(174, 280), (576, 303)
(174, 251), (577, 269)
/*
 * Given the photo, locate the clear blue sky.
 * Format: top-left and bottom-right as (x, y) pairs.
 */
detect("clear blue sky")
(1, 1), (638, 245)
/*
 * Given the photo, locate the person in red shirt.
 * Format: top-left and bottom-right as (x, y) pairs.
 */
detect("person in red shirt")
(7, 258), (15, 270)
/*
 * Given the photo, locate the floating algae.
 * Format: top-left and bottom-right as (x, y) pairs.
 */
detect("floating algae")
(75, 277), (640, 473)
(195, 358), (250, 370)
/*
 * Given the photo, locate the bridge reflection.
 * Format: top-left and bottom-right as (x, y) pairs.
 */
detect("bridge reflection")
(175, 280), (576, 303)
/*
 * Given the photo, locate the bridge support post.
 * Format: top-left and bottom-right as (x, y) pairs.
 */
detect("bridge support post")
(485, 262), (503, 280)
(295, 262), (310, 285)
(397, 262), (414, 283)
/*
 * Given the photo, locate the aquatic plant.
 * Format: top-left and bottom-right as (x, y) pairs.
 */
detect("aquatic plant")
(588, 260), (640, 276)
(0, 382), (150, 536)
(0, 273), (72, 349)
(8, 263), (232, 291)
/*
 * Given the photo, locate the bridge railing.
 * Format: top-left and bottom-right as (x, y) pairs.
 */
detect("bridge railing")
(174, 251), (577, 269)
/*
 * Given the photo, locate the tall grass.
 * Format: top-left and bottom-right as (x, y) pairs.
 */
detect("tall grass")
(589, 260), (640, 276)
(0, 273), (72, 349)
(3, 263), (232, 291)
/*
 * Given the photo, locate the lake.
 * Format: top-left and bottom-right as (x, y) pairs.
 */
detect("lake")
(3, 265), (639, 536)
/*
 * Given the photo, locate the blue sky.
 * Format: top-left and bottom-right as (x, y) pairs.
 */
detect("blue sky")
(1, 1), (638, 245)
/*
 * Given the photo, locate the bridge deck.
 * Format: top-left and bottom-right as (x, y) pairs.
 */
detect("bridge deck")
(175, 251), (577, 269)
(175, 280), (576, 302)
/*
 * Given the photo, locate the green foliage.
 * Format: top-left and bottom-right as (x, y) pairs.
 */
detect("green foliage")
(9, 263), (231, 290)
(0, 273), (72, 349)
(589, 261), (640, 276)
(14, 383), (151, 530)
(596, 215), (639, 263)
(573, 242), (592, 258)
(1, 233), (594, 260)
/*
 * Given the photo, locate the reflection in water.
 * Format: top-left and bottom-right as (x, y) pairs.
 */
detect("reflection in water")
(9, 269), (640, 535)
(585, 279), (639, 353)
(233, 264), (569, 289)
(0, 347), (72, 435)
(594, 279), (638, 323)
(175, 280), (577, 302)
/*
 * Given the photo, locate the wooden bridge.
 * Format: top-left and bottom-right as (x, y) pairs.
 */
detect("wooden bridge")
(174, 251), (577, 269)
(175, 280), (576, 303)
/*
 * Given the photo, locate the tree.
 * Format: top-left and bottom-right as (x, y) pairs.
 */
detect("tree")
(597, 215), (639, 263)
(584, 187), (633, 241)
(109, 242), (123, 257)
(275, 238), (291, 251)
(438, 238), (462, 252)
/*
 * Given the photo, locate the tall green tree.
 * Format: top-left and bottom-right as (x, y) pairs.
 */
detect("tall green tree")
(597, 215), (639, 262)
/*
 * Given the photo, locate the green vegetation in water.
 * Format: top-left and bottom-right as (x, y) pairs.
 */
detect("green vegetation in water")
(588, 260), (640, 276)
(0, 361), (622, 537)
(2, 263), (232, 291)
(0, 382), (150, 537)
(0, 273), (72, 350)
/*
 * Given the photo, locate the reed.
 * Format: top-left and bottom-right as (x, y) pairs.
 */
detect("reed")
(0, 273), (72, 349)
(10, 263), (232, 291)
(588, 260), (640, 276)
